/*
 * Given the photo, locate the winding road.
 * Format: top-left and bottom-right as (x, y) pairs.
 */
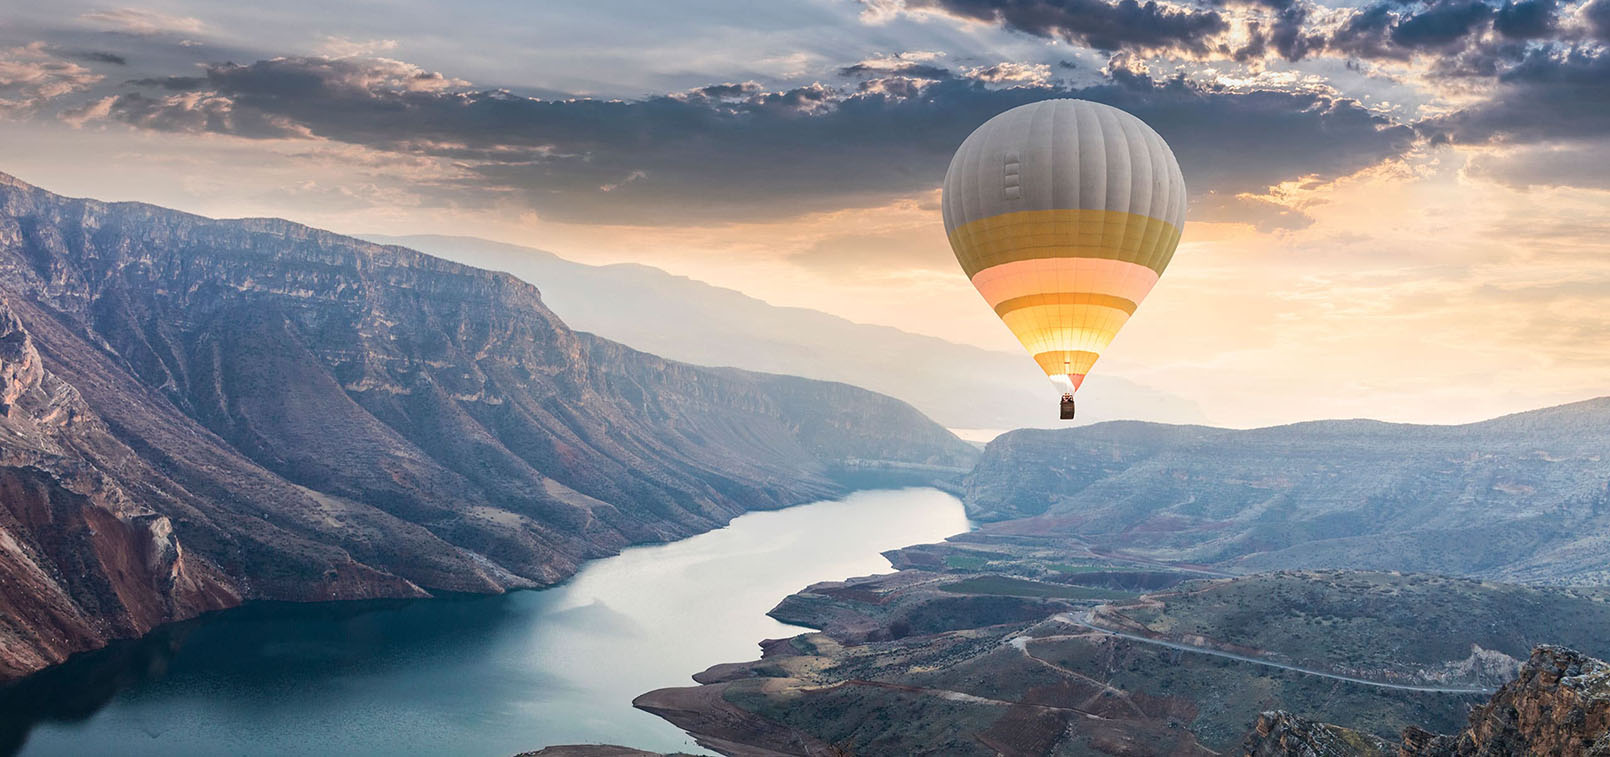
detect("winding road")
(1051, 611), (1497, 695)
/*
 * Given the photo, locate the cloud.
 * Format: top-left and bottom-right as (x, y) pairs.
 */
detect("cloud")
(1328, 0), (1497, 60)
(75, 54), (1417, 227)
(1465, 140), (1610, 190)
(79, 8), (208, 36)
(1586, 0), (1610, 41)
(962, 61), (1055, 84)
(1192, 191), (1316, 231)
(1492, 0), (1557, 38)
(76, 51), (128, 65)
(1420, 47), (1610, 144)
(0, 43), (104, 117)
(1390, 0), (1493, 50)
(315, 37), (400, 59)
(870, 0), (1230, 54)
(839, 52), (954, 80)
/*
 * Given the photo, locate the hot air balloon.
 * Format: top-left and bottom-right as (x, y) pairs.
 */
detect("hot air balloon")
(942, 99), (1185, 420)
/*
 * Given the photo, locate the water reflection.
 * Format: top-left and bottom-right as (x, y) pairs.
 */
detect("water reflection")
(3, 488), (969, 756)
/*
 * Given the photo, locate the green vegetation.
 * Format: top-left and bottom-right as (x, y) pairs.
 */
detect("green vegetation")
(943, 554), (990, 570)
(1119, 571), (1610, 677)
(939, 575), (1135, 601)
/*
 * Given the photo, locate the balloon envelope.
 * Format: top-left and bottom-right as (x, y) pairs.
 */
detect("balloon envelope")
(942, 99), (1185, 392)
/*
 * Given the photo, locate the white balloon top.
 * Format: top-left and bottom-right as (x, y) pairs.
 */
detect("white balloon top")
(941, 99), (1187, 236)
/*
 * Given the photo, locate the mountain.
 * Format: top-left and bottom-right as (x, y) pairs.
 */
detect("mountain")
(961, 401), (1610, 582)
(0, 171), (976, 681)
(364, 234), (1209, 433)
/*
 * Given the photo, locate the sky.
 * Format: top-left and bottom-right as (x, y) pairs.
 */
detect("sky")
(0, 0), (1606, 427)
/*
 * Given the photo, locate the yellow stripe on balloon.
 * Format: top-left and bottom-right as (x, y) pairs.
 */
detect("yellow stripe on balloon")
(1001, 305), (1131, 354)
(949, 208), (1181, 279)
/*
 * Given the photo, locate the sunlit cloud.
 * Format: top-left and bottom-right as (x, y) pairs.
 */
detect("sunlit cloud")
(79, 8), (209, 36)
(0, 43), (104, 117)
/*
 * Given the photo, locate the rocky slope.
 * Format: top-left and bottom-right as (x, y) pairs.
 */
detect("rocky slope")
(0, 171), (976, 680)
(963, 407), (1610, 581)
(1241, 711), (1390, 757)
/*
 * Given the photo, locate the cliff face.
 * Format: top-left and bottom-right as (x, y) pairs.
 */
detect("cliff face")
(0, 172), (976, 680)
(0, 299), (239, 679)
(1402, 646), (1610, 756)
(963, 411), (1610, 581)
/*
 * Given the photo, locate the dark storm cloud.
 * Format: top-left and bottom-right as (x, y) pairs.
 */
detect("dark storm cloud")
(1328, 0), (1497, 59)
(1328, 3), (1410, 59)
(900, 0), (1229, 53)
(1389, 0), (1492, 48)
(76, 51), (128, 65)
(1491, 0), (1555, 39)
(1419, 47), (1610, 144)
(89, 55), (1416, 225)
(687, 82), (763, 99)
(838, 62), (954, 79)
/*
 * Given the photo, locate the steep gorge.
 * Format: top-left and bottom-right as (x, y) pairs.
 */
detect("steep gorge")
(0, 171), (976, 680)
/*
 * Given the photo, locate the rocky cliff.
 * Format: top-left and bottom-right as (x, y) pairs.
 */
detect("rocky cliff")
(1242, 646), (1610, 756)
(0, 171), (976, 680)
(1402, 645), (1610, 756)
(963, 409), (1610, 581)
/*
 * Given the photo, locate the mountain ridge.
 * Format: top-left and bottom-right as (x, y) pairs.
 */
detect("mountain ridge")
(366, 233), (1211, 431)
(0, 171), (975, 681)
(963, 397), (1610, 582)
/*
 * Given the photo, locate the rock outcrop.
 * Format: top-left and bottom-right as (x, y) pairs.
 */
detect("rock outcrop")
(0, 171), (976, 680)
(1242, 712), (1390, 757)
(1402, 645), (1610, 756)
(1240, 646), (1610, 756)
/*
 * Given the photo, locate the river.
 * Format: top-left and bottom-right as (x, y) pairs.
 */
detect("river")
(2, 487), (969, 757)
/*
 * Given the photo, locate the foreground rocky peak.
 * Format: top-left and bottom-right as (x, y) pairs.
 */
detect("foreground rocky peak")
(1404, 645), (1610, 756)
(1241, 646), (1610, 756)
(0, 171), (975, 681)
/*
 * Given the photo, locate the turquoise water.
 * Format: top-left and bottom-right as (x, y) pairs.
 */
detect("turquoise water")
(3, 488), (969, 756)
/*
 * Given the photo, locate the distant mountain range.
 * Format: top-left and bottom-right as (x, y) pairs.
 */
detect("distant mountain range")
(0, 172), (975, 680)
(365, 234), (1208, 433)
(964, 400), (1610, 582)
